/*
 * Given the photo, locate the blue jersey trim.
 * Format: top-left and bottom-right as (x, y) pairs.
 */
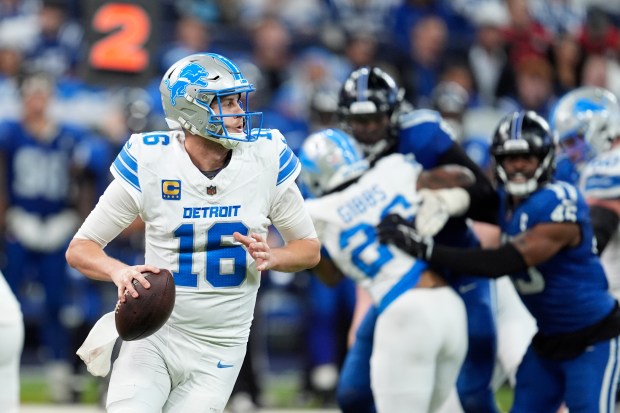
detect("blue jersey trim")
(119, 146), (138, 172)
(112, 155), (141, 192)
(377, 260), (428, 315)
(277, 145), (299, 185)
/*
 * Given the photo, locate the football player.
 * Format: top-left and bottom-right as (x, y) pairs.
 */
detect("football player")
(300, 127), (469, 412)
(334, 66), (499, 413)
(551, 86), (620, 299)
(378, 111), (620, 413)
(66, 53), (320, 413)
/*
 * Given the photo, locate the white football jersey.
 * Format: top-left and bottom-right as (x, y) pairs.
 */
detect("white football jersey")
(305, 154), (427, 308)
(0, 271), (21, 325)
(110, 129), (301, 345)
(581, 145), (620, 297)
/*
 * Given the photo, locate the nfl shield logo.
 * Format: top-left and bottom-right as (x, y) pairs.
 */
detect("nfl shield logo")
(206, 185), (217, 195)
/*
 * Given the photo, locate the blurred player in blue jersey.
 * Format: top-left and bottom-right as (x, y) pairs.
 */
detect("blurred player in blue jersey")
(0, 71), (101, 402)
(378, 110), (620, 413)
(66, 53), (320, 413)
(333, 66), (499, 413)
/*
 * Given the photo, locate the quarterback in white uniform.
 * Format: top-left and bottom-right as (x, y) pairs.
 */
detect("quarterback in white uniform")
(66, 53), (320, 413)
(299, 128), (468, 412)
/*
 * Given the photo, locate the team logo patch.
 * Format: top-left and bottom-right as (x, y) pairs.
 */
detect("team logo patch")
(162, 180), (181, 200)
(206, 185), (217, 195)
(164, 62), (208, 105)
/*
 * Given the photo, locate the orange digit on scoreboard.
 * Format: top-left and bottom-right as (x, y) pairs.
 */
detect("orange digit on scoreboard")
(89, 3), (150, 73)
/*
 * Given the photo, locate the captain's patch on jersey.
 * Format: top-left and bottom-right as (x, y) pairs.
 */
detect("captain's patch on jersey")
(162, 180), (181, 200)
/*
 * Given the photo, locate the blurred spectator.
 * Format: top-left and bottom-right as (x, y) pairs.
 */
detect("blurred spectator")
(238, 0), (327, 41)
(0, 71), (102, 403)
(431, 80), (470, 142)
(23, 0), (83, 79)
(578, 5), (620, 57)
(324, 0), (400, 44)
(400, 15), (449, 106)
(502, 0), (553, 67)
(173, 0), (220, 24)
(437, 61), (481, 107)
(0, 44), (24, 121)
(466, 1), (509, 106)
(580, 53), (620, 98)
(498, 53), (557, 119)
(159, 15), (213, 74)
(528, 0), (586, 37)
(0, 0), (38, 51)
(391, 0), (474, 57)
(550, 33), (584, 95)
(245, 15), (294, 106)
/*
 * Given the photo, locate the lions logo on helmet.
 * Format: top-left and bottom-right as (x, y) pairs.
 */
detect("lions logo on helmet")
(160, 53), (262, 149)
(298, 128), (369, 198)
(550, 86), (620, 167)
(164, 62), (208, 105)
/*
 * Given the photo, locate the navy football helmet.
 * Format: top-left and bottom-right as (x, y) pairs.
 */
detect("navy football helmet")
(337, 67), (406, 159)
(491, 111), (556, 196)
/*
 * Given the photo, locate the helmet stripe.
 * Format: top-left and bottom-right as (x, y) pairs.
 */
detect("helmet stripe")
(326, 129), (362, 164)
(511, 112), (524, 140)
(356, 67), (370, 102)
(205, 53), (245, 82)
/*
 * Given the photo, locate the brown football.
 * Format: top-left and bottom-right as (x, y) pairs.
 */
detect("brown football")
(115, 269), (175, 341)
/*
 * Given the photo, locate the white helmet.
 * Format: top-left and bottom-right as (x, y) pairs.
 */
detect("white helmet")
(298, 128), (369, 197)
(549, 86), (620, 164)
(160, 53), (263, 149)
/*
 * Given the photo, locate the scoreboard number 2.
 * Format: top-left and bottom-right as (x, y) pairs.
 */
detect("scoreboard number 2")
(82, 0), (158, 86)
(89, 3), (149, 72)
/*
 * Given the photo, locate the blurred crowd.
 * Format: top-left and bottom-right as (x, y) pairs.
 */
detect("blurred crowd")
(2, 0), (620, 409)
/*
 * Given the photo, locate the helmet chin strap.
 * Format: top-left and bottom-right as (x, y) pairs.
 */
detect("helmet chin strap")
(204, 134), (240, 149)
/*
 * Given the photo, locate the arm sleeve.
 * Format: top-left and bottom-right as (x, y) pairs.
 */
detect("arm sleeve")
(74, 179), (141, 247)
(590, 205), (620, 254)
(428, 242), (528, 278)
(270, 183), (318, 242)
(436, 143), (499, 224)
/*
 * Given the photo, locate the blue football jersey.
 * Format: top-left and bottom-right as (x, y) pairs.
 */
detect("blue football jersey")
(0, 120), (88, 216)
(498, 181), (614, 335)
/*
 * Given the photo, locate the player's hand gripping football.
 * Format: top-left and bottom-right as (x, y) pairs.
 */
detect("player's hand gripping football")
(111, 264), (160, 302)
(377, 214), (434, 261)
(234, 232), (272, 271)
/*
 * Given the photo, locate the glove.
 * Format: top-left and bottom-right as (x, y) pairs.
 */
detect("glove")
(377, 214), (434, 260)
(415, 188), (470, 236)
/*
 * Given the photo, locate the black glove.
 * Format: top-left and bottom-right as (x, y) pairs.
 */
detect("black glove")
(377, 213), (434, 260)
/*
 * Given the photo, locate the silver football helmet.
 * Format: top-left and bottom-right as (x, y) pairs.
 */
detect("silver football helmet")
(549, 86), (620, 165)
(298, 128), (369, 197)
(160, 53), (263, 149)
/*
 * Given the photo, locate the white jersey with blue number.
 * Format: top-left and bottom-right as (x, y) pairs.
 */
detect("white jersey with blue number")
(111, 129), (300, 346)
(580, 145), (620, 297)
(305, 154), (427, 309)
